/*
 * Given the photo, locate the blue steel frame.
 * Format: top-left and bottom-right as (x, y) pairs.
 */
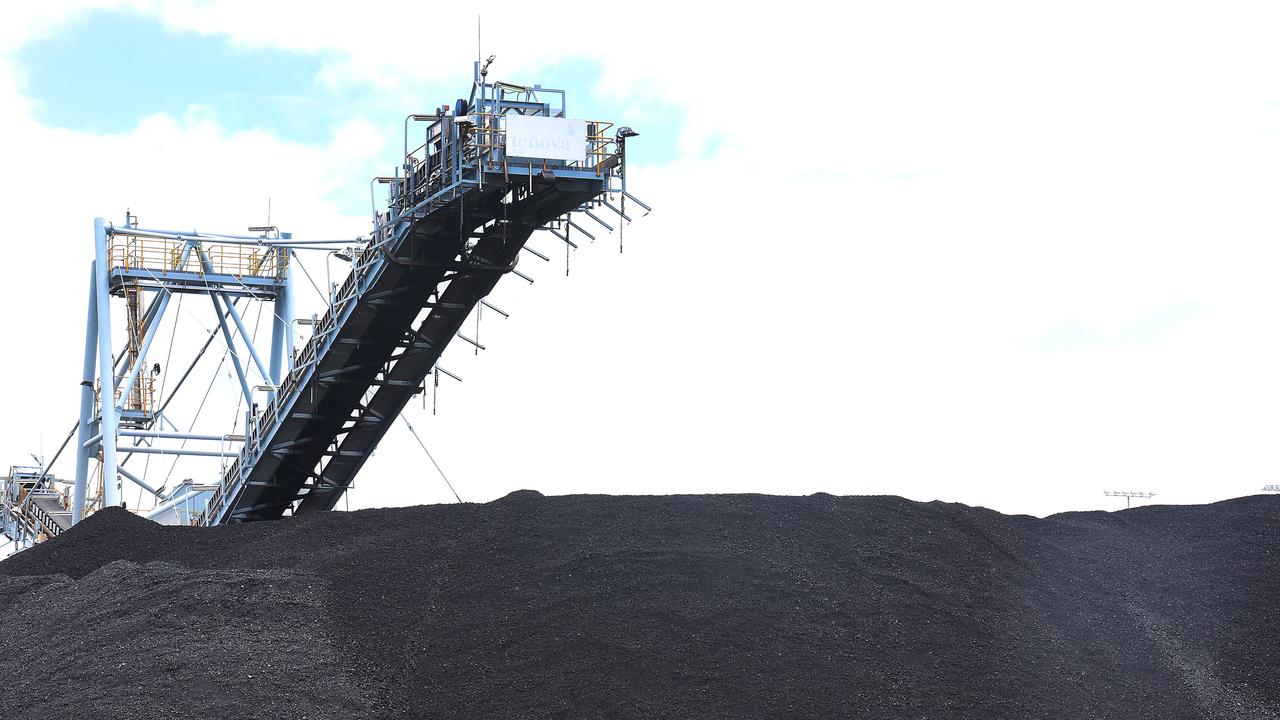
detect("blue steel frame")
(70, 222), (306, 522)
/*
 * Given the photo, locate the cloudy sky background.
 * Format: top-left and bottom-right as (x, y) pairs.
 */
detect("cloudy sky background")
(2, 1), (1279, 518)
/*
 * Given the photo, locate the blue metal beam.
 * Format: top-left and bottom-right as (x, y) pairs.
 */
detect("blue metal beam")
(72, 262), (98, 523)
(219, 291), (271, 385)
(208, 292), (254, 407)
(92, 219), (122, 508)
(268, 261), (294, 393)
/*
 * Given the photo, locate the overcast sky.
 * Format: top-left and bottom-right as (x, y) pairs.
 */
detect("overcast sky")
(2, 1), (1280, 519)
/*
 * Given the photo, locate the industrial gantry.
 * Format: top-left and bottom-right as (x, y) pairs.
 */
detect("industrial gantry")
(0, 60), (647, 551)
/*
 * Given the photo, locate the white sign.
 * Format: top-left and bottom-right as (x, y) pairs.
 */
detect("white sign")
(503, 115), (587, 164)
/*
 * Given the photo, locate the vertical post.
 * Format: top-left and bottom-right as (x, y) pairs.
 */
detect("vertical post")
(72, 262), (99, 523)
(93, 218), (122, 508)
(269, 250), (294, 394)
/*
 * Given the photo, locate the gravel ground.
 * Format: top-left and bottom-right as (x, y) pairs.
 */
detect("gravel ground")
(1, 492), (1277, 719)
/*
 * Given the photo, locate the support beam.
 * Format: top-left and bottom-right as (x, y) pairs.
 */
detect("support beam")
(93, 219), (122, 508)
(198, 248), (255, 405)
(219, 291), (272, 385)
(209, 290), (254, 406)
(601, 198), (632, 222)
(566, 218), (596, 241)
(117, 465), (163, 497)
(120, 430), (244, 442)
(269, 260), (294, 391)
(123, 446), (239, 458)
(582, 208), (613, 232)
(72, 262), (99, 523)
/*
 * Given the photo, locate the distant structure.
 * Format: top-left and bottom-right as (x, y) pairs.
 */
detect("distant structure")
(1104, 490), (1156, 509)
(0, 58), (646, 552)
(1262, 485), (1280, 493)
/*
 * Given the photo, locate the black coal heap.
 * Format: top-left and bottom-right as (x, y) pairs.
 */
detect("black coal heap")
(2, 493), (1278, 719)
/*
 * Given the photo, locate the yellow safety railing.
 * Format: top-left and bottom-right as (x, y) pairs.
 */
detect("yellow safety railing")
(96, 374), (156, 415)
(107, 234), (287, 279)
(474, 112), (505, 170)
(585, 120), (616, 175)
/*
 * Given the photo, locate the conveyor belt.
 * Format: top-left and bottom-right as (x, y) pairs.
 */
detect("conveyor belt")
(30, 496), (72, 532)
(207, 172), (608, 523)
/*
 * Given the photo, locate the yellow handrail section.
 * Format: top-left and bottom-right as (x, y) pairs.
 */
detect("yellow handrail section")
(96, 375), (156, 415)
(585, 120), (616, 175)
(107, 234), (288, 279)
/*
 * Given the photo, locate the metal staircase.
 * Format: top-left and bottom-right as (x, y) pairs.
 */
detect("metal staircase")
(1, 467), (73, 550)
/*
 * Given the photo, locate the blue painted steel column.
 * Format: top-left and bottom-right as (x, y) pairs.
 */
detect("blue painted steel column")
(268, 252), (294, 389)
(72, 262), (99, 523)
(93, 219), (122, 508)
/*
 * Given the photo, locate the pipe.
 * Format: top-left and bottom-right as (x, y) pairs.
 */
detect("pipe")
(566, 219), (596, 241)
(480, 300), (509, 318)
(548, 228), (579, 249)
(622, 190), (653, 213)
(583, 209), (613, 232)
(119, 430), (244, 442)
(122, 446), (239, 458)
(117, 465), (162, 497)
(454, 332), (485, 351)
(521, 245), (550, 262)
(107, 225), (359, 247)
(601, 199), (632, 223)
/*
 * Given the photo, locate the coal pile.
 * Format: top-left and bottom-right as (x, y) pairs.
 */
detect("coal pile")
(2, 492), (1278, 720)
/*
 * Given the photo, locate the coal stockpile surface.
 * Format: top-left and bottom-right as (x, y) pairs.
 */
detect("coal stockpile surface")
(2, 493), (1279, 720)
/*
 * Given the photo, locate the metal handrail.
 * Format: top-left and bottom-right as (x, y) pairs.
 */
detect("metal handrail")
(107, 234), (288, 279)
